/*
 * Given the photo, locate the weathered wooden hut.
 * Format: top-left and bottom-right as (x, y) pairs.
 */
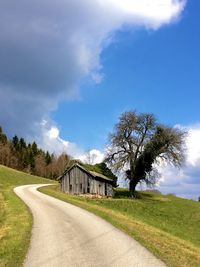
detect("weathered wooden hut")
(58, 163), (114, 196)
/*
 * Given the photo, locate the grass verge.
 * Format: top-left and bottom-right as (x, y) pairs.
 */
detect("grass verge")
(0, 165), (56, 267)
(40, 185), (200, 267)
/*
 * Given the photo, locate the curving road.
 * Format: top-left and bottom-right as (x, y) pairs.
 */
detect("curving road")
(14, 184), (166, 267)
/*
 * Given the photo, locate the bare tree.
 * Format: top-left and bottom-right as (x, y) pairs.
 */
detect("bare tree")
(106, 111), (186, 194)
(34, 155), (46, 177)
(55, 153), (71, 175)
(84, 149), (97, 165)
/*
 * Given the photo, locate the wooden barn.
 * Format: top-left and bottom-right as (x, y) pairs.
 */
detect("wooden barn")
(58, 163), (114, 196)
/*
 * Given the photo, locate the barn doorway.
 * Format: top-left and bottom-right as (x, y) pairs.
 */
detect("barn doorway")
(87, 178), (90, 193)
(105, 183), (107, 196)
(69, 184), (72, 192)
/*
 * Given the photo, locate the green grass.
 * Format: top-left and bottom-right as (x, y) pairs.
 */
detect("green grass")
(40, 185), (200, 267)
(0, 165), (56, 267)
(1, 165), (199, 267)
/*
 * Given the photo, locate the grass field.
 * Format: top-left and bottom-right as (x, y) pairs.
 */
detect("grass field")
(1, 165), (199, 267)
(0, 165), (55, 267)
(40, 185), (200, 267)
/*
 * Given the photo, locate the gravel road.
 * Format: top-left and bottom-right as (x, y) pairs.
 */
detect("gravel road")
(14, 184), (166, 267)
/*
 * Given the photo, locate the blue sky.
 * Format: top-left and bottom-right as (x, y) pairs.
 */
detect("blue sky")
(0, 0), (199, 199)
(54, 0), (199, 150)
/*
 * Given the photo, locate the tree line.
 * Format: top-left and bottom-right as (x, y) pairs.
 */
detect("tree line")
(0, 126), (117, 183)
(0, 126), (70, 179)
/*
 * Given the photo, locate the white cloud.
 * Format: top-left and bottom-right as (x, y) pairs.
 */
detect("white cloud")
(157, 125), (200, 200)
(48, 127), (59, 139)
(79, 149), (105, 165)
(186, 127), (200, 166)
(36, 122), (84, 158)
(0, 0), (186, 138)
(105, 0), (186, 29)
(36, 122), (104, 164)
(0, 0), (190, 197)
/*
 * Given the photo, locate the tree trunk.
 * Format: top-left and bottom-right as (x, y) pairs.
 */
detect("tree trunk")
(129, 178), (138, 195)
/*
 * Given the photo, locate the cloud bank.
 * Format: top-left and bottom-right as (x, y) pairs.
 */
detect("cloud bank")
(1, 0), (195, 199)
(157, 126), (200, 200)
(0, 0), (185, 137)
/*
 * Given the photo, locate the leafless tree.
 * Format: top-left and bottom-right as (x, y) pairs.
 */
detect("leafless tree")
(106, 111), (186, 194)
(84, 149), (97, 165)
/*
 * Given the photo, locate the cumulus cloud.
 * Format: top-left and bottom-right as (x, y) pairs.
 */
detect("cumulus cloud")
(0, 0), (188, 183)
(35, 122), (104, 164)
(35, 121), (84, 158)
(78, 149), (105, 165)
(0, 0), (186, 138)
(157, 125), (200, 200)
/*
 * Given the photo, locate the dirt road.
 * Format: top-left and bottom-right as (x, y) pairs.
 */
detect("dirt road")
(14, 184), (166, 267)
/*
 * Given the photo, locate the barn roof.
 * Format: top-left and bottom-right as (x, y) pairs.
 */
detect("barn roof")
(58, 163), (114, 182)
(89, 171), (113, 182)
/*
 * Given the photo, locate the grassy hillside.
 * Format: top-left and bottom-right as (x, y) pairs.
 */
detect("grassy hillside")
(0, 165), (56, 267)
(40, 185), (200, 267)
(1, 165), (199, 267)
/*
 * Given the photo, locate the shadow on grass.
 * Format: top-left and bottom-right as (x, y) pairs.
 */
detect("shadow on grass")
(113, 188), (166, 204)
(114, 188), (153, 198)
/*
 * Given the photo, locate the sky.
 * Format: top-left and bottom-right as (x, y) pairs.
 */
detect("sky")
(0, 0), (199, 200)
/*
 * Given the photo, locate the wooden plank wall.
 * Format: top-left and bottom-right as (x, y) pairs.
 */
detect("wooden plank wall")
(61, 166), (113, 196)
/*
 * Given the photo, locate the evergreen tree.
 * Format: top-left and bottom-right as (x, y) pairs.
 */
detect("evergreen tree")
(0, 126), (7, 144)
(95, 162), (117, 186)
(45, 151), (52, 165)
(12, 135), (19, 150)
(19, 138), (26, 150)
(0, 125), (71, 179)
(32, 142), (38, 155)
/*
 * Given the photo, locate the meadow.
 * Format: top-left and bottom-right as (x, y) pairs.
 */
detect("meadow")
(40, 185), (200, 267)
(0, 165), (55, 267)
(0, 164), (199, 267)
